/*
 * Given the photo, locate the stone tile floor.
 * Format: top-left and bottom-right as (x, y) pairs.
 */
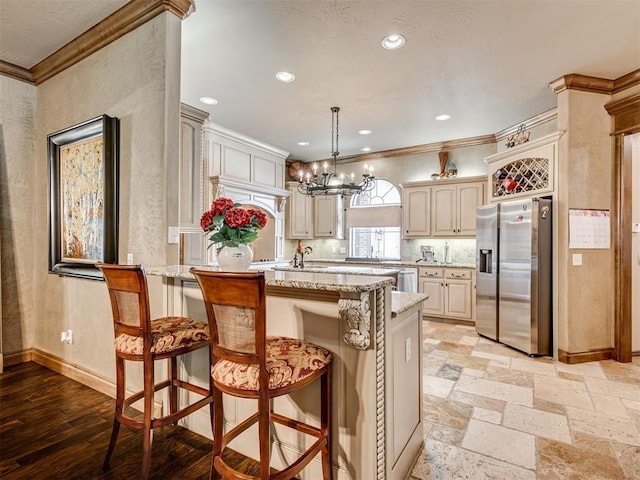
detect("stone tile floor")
(410, 321), (640, 480)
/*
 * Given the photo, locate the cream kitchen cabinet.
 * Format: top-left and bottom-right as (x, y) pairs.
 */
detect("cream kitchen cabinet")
(286, 184), (313, 239)
(419, 267), (445, 315)
(418, 267), (474, 321)
(314, 195), (344, 239)
(432, 181), (485, 237)
(401, 186), (431, 237)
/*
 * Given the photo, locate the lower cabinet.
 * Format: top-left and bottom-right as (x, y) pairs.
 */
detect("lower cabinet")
(419, 267), (474, 321)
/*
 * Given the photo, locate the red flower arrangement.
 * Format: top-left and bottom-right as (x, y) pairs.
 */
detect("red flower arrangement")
(200, 197), (267, 248)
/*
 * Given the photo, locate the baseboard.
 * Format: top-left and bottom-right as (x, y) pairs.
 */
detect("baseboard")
(558, 347), (614, 364)
(4, 348), (163, 417)
(31, 349), (116, 399)
(423, 315), (475, 327)
(633, 350), (640, 357)
(3, 348), (36, 367)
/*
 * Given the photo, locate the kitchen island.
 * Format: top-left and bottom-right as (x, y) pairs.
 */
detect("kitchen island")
(147, 265), (426, 480)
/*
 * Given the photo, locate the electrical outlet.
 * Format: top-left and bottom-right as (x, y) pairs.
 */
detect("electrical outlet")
(126, 253), (134, 265)
(572, 254), (582, 266)
(60, 330), (73, 344)
(168, 226), (180, 244)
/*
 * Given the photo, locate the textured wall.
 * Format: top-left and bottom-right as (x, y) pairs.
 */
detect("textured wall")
(556, 89), (615, 354)
(30, 13), (182, 381)
(0, 76), (37, 356)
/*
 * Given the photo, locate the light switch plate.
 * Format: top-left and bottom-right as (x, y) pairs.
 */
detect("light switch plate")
(632, 223), (640, 233)
(572, 253), (582, 266)
(168, 227), (180, 244)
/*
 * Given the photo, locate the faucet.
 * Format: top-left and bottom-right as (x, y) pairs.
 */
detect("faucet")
(294, 241), (312, 268)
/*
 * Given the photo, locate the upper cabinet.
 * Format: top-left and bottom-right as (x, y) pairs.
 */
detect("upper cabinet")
(203, 122), (290, 261)
(402, 186), (432, 237)
(432, 181), (485, 236)
(402, 175), (486, 238)
(285, 183), (345, 240)
(178, 103), (209, 266)
(484, 132), (562, 202)
(286, 184), (313, 239)
(314, 195), (344, 239)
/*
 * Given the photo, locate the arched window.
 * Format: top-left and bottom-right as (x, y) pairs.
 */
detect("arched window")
(346, 179), (402, 260)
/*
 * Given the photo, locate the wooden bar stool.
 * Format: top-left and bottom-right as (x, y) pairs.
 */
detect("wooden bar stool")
(190, 269), (333, 480)
(98, 263), (214, 480)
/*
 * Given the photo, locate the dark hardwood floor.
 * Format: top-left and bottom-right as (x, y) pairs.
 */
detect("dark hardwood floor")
(0, 362), (263, 479)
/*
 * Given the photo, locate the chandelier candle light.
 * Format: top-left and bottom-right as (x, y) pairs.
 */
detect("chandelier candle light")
(200, 197), (267, 271)
(297, 106), (375, 197)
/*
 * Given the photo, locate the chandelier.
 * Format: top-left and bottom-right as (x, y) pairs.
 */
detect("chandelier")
(297, 106), (375, 197)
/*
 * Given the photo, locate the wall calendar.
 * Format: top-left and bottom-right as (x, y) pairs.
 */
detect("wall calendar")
(568, 209), (610, 249)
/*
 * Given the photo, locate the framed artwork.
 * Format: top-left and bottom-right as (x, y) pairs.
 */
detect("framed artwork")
(47, 115), (120, 280)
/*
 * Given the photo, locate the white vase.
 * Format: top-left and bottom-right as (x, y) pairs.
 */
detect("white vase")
(217, 244), (253, 271)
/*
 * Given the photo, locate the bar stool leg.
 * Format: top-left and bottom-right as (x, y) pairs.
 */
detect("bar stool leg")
(103, 357), (125, 469)
(141, 360), (155, 479)
(210, 389), (224, 480)
(258, 393), (271, 479)
(321, 365), (332, 480)
(169, 357), (179, 417)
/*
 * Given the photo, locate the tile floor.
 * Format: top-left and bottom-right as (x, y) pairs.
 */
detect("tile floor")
(409, 320), (640, 480)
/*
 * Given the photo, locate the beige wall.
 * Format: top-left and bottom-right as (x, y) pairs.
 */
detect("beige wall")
(22, 12), (182, 381)
(555, 89), (615, 354)
(0, 76), (37, 358)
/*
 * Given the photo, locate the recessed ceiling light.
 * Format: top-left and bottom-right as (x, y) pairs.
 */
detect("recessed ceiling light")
(199, 96), (218, 105)
(358, 129), (372, 135)
(275, 71), (295, 83)
(361, 147), (372, 152)
(381, 33), (405, 50)
(435, 114), (452, 121)
(297, 141), (310, 146)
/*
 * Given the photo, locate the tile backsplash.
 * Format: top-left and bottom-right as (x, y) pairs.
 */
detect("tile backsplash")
(284, 238), (476, 264)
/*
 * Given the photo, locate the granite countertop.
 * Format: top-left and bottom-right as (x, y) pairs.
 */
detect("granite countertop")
(305, 258), (476, 269)
(391, 291), (428, 317)
(272, 265), (400, 276)
(146, 265), (395, 293)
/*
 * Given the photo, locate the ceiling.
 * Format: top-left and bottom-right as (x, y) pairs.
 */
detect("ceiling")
(2, 1), (639, 161)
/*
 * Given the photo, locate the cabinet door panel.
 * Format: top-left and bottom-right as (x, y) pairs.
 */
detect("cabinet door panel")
(287, 189), (313, 239)
(457, 183), (484, 236)
(402, 187), (431, 237)
(445, 279), (472, 318)
(432, 186), (456, 236)
(314, 195), (343, 239)
(420, 278), (444, 315)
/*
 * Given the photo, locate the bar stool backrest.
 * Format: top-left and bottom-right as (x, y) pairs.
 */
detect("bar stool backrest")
(190, 270), (267, 369)
(99, 264), (151, 341)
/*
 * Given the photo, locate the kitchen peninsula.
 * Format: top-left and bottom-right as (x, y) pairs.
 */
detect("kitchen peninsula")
(147, 266), (426, 480)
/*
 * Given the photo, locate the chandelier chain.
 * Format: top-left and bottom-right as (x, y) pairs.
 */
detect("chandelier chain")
(297, 106), (374, 197)
(331, 106), (339, 159)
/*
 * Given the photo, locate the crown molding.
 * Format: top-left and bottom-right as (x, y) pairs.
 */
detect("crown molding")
(549, 69), (640, 95)
(548, 73), (614, 94)
(605, 92), (640, 134)
(332, 134), (496, 164)
(28, 0), (195, 85)
(613, 69), (640, 94)
(0, 59), (34, 85)
(494, 107), (557, 141)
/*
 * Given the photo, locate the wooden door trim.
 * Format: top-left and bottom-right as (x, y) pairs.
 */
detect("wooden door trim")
(605, 94), (640, 362)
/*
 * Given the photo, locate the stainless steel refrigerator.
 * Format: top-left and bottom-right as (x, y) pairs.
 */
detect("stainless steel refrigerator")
(476, 197), (553, 356)
(476, 204), (499, 341)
